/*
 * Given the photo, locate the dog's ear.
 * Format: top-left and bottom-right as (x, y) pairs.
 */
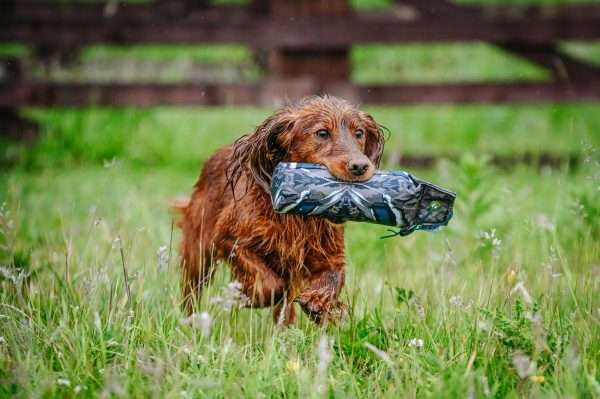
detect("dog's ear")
(362, 113), (386, 167)
(227, 109), (295, 193)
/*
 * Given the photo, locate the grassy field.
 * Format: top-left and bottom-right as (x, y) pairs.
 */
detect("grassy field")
(1, 0), (600, 396)
(1, 104), (599, 397)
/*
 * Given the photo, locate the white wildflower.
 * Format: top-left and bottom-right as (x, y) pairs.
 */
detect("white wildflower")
(103, 157), (118, 168)
(74, 385), (82, 394)
(157, 245), (168, 270)
(408, 338), (424, 349)
(491, 239), (502, 251)
(209, 281), (250, 311)
(512, 351), (536, 379)
(0, 266), (30, 285)
(511, 281), (533, 305)
(449, 295), (472, 310)
(478, 228), (502, 257)
(449, 296), (462, 306)
(0, 336), (6, 345)
(57, 378), (71, 387)
(180, 312), (212, 338)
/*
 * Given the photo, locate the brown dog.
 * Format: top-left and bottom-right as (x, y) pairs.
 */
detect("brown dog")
(176, 95), (385, 325)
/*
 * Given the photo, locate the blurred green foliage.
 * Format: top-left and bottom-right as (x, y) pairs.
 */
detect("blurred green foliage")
(2, 104), (596, 170)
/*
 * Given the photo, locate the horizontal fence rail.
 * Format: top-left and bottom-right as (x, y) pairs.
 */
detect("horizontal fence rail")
(2, 0), (600, 111)
(3, 7), (600, 46)
(3, 81), (600, 106)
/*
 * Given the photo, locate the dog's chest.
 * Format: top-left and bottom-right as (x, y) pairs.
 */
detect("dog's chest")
(265, 216), (344, 271)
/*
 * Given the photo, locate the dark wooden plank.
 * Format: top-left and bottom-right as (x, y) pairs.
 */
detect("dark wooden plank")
(4, 0), (600, 50)
(0, 1), (239, 22)
(497, 43), (600, 82)
(265, 0), (351, 81)
(396, 2), (600, 19)
(0, 107), (38, 141)
(356, 81), (600, 104)
(392, 153), (579, 169)
(6, 1), (600, 21)
(2, 81), (600, 106)
(397, 0), (600, 82)
(3, 16), (600, 47)
(0, 83), (262, 106)
(0, 57), (22, 81)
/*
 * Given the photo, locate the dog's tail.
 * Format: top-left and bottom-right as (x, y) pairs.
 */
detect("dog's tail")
(169, 196), (190, 227)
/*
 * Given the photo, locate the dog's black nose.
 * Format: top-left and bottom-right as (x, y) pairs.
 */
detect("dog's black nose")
(348, 160), (369, 176)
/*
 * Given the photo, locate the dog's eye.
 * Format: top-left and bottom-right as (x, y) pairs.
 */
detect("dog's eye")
(355, 129), (365, 139)
(316, 129), (330, 139)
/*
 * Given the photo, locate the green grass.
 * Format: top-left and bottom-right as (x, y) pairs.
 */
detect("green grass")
(352, 44), (549, 83)
(1, 102), (600, 398)
(2, 1), (600, 395)
(81, 45), (253, 64)
(1, 147), (599, 397)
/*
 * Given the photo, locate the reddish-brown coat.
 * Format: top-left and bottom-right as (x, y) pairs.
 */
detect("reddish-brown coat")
(176, 95), (385, 325)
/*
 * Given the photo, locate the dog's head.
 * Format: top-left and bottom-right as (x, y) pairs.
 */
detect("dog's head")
(228, 95), (386, 193)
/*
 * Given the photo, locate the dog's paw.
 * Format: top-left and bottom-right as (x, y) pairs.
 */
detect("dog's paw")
(298, 291), (347, 325)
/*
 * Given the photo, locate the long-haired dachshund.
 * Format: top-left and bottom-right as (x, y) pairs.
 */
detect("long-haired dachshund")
(176, 95), (385, 325)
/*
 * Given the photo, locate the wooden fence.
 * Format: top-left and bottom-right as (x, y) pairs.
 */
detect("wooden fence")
(2, 0), (600, 138)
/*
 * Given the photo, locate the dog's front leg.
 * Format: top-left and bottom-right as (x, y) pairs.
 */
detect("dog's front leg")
(220, 238), (288, 311)
(297, 258), (346, 324)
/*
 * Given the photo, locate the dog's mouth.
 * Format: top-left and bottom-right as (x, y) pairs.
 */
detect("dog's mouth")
(321, 158), (375, 183)
(326, 168), (375, 183)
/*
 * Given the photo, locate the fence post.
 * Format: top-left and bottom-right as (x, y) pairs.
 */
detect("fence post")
(258, 0), (352, 105)
(0, 57), (38, 141)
